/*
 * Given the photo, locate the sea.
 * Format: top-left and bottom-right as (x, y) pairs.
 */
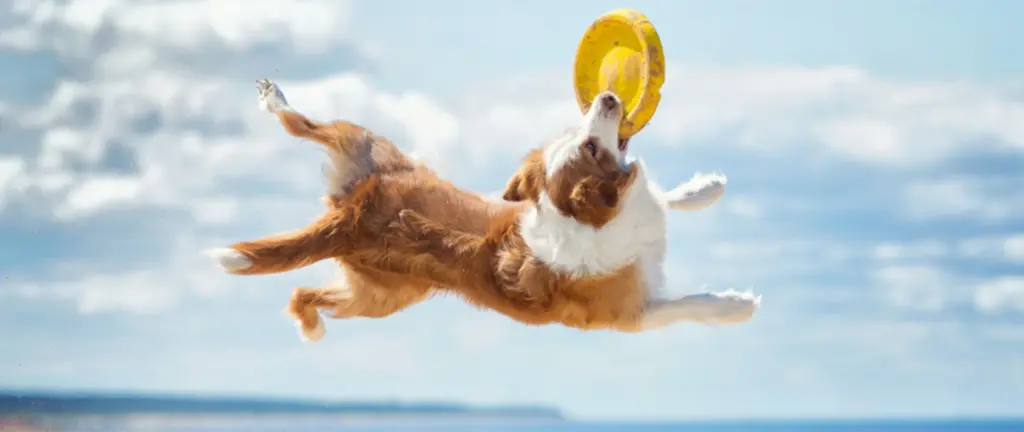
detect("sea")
(5, 417), (1022, 432)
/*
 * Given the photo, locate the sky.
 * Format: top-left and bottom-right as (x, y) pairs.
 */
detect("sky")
(1, 0), (1023, 421)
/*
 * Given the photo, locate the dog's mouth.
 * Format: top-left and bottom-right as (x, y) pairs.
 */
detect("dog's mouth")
(618, 138), (629, 153)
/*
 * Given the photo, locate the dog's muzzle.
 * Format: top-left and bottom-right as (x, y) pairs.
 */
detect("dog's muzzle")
(597, 92), (621, 112)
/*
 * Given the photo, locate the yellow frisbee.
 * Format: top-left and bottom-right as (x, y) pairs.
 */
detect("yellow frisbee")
(574, 8), (665, 139)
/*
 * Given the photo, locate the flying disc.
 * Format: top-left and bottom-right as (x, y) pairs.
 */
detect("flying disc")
(573, 8), (665, 139)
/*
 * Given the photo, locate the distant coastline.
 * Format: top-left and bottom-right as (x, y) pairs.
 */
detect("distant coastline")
(0, 390), (564, 420)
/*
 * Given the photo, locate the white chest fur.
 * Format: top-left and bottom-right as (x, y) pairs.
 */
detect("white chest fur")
(519, 161), (668, 294)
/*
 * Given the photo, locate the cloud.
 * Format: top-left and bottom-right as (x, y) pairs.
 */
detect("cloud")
(871, 233), (1024, 264)
(646, 66), (1024, 167)
(959, 234), (1024, 264)
(872, 264), (1024, 317)
(873, 265), (959, 312)
(974, 277), (1024, 315)
(1005, 235), (1024, 263)
(13, 270), (177, 315)
(0, 158), (23, 210)
(902, 176), (1024, 223)
(873, 239), (948, 261)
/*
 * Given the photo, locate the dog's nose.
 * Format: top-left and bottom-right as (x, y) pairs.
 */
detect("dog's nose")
(599, 92), (620, 111)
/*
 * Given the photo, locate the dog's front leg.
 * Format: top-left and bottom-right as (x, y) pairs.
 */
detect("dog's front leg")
(639, 289), (760, 330)
(661, 172), (728, 211)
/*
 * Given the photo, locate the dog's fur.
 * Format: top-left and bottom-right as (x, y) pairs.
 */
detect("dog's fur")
(206, 79), (759, 342)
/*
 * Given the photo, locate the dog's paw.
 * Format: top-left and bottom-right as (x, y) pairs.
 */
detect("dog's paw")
(295, 316), (326, 342)
(695, 289), (761, 324)
(689, 172), (728, 191)
(664, 172), (728, 211)
(255, 78), (290, 113)
(204, 248), (252, 274)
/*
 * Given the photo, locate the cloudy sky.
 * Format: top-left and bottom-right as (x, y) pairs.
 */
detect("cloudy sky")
(2, 0), (1023, 421)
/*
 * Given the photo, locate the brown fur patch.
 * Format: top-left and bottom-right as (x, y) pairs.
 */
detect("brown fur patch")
(501, 137), (638, 228)
(545, 137), (637, 228)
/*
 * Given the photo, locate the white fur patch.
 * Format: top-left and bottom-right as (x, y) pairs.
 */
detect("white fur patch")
(204, 248), (252, 273)
(543, 92), (624, 177)
(542, 131), (581, 180)
(255, 78), (293, 113)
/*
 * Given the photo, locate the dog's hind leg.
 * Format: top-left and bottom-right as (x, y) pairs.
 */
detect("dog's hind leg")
(255, 78), (374, 154)
(286, 268), (432, 342)
(254, 78), (413, 192)
(287, 286), (352, 342)
(392, 209), (485, 266)
(206, 212), (355, 275)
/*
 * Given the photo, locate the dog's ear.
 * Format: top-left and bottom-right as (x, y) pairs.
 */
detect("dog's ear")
(597, 180), (620, 208)
(502, 174), (527, 201)
(567, 177), (620, 228)
(565, 162), (638, 228)
(502, 148), (545, 202)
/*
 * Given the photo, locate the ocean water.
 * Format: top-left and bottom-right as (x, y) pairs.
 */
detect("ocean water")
(14, 417), (1024, 432)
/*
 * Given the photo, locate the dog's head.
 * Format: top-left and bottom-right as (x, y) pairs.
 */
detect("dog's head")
(502, 91), (638, 228)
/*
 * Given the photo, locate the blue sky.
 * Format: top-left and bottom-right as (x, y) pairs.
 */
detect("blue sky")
(1, 0), (1023, 421)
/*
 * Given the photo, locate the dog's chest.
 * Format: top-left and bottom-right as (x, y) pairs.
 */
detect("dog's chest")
(520, 180), (668, 282)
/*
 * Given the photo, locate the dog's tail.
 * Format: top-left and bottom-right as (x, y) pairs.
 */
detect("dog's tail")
(661, 172), (727, 211)
(276, 111), (362, 151)
(276, 110), (416, 198)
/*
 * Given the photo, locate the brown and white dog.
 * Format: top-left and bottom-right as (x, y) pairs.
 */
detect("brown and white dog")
(205, 79), (759, 342)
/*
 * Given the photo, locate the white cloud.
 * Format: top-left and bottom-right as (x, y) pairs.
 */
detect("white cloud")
(56, 175), (145, 218)
(872, 239), (948, 261)
(2, 0), (354, 55)
(706, 240), (852, 267)
(872, 264), (1024, 316)
(974, 277), (1024, 314)
(984, 324), (1024, 342)
(646, 66), (1024, 167)
(902, 177), (1024, 223)
(870, 234), (1024, 265)
(873, 265), (956, 312)
(110, 1), (353, 52)
(0, 158), (24, 209)
(958, 233), (1024, 263)
(12, 270), (176, 315)
(724, 196), (764, 219)
(1003, 235), (1024, 263)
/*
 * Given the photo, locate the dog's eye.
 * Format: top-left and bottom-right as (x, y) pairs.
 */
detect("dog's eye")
(584, 138), (598, 157)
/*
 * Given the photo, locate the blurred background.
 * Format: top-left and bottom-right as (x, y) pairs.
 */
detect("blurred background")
(1, 0), (1022, 430)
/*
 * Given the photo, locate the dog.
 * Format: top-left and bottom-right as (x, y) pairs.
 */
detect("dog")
(205, 78), (759, 341)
